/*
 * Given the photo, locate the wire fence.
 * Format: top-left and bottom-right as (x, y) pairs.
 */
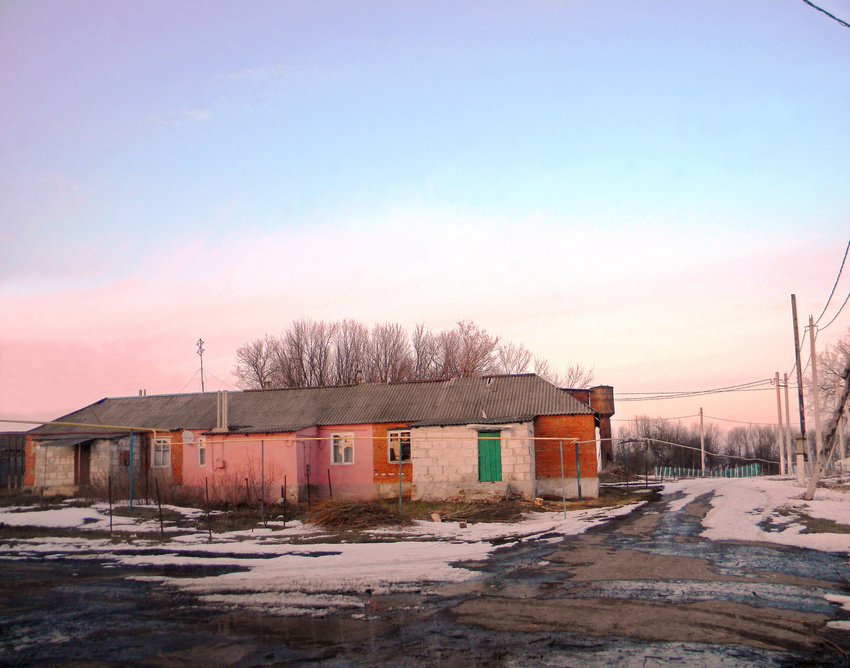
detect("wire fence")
(607, 435), (847, 487)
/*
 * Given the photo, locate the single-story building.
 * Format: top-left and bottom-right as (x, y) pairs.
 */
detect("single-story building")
(26, 374), (614, 502)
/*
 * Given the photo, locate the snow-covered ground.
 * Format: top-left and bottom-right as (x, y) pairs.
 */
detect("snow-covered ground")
(2, 477), (850, 619)
(663, 475), (850, 552)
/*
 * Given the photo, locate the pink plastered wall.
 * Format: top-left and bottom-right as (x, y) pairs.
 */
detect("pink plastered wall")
(304, 425), (376, 500)
(180, 425), (377, 502)
(182, 432), (300, 503)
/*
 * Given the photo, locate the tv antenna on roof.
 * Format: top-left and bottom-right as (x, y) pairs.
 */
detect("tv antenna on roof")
(197, 338), (205, 392)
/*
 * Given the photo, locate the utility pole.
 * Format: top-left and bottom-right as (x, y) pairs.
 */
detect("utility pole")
(774, 372), (785, 475)
(804, 352), (850, 500)
(809, 317), (824, 467)
(838, 376), (846, 471)
(699, 407), (705, 473)
(197, 338), (206, 392)
(783, 373), (794, 476)
(791, 295), (807, 445)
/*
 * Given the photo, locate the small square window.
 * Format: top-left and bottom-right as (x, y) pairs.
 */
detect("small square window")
(331, 433), (354, 464)
(388, 430), (411, 463)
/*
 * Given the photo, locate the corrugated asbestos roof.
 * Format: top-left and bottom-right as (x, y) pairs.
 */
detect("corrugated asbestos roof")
(30, 374), (594, 436)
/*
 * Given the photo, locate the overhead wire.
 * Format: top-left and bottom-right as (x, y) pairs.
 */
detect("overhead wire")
(178, 370), (201, 394)
(815, 236), (850, 326)
(702, 414), (778, 427)
(615, 378), (774, 402)
(204, 369), (238, 390)
(819, 290), (850, 331)
(800, 0), (850, 29)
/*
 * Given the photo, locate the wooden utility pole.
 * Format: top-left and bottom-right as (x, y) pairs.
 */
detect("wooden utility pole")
(791, 295), (807, 443)
(699, 407), (705, 473)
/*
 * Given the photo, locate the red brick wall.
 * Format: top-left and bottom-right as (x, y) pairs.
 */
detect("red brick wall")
(372, 423), (412, 483)
(534, 415), (597, 479)
(170, 431), (183, 485)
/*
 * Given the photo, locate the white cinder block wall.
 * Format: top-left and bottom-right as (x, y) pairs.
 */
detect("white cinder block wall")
(34, 437), (142, 491)
(33, 445), (75, 488)
(410, 422), (536, 501)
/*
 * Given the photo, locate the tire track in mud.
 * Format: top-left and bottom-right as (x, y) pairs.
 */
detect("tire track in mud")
(325, 489), (850, 666)
(4, 491), (850, 666)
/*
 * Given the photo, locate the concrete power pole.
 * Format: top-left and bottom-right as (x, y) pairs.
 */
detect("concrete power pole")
(774, 372), (785, 475)
(783, 373), (794, 476)
(804, 354), (850, 500)
(838, 377), (846, 470)
(809, 316), (824, 469)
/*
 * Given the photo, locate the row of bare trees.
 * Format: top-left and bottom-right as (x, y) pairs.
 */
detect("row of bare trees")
(234, 319), (595, 390)
(614, 329), (850, 475)
(615, 416), (786, 474)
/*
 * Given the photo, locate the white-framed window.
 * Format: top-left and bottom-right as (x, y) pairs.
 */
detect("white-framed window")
(152, 437), (171, 468)
(388, 430), (411, 463)
(331, 432), (354, 465)
(197, 438), (206, 467)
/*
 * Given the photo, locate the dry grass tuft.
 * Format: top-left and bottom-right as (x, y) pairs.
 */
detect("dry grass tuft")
(432, 501), (527, 523)
(307, 500), (413, 530)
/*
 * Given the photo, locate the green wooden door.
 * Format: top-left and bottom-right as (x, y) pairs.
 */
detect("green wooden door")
(478, 431), (502, 482)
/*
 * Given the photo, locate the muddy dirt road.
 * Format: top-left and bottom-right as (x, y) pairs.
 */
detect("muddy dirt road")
(3, 488), (850, 666)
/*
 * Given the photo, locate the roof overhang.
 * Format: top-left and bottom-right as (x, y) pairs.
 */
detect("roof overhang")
(33, 432), (129, 448)
(410, 416), (535, 428)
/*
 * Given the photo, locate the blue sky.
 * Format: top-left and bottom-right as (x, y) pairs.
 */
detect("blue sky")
(1, 1), (849, 429)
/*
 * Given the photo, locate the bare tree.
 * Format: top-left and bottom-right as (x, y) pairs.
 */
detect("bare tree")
(411, 322), (441, 380)
(233, 335), (279, 389)
(333, 319), (370, 385)
(812, 327), (850, 411)
(724, 425), (776, 468)
(233, 318), (597, 390)
(369, 322), (413, 383)
(279, 319), (336, 388)
(535, 357), (596, 388)
(435, 327), (460, 379)
(454, 321), (500, 377)
(497, 341), (533, 375)
(561, 362), (596, 388)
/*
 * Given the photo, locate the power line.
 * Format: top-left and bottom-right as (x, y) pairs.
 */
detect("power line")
(611, 413), (699, 422)
(815, 236), (850, 325)
(819, 290), (850, 331)
(800, 0), (850, 28)
(702, 414), (778, 427)
(616, 379), (774, 402)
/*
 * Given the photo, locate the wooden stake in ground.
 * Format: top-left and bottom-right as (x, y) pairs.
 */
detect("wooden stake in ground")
(205, 477), (212, 542)
(108, 475), (113, 535)
(154, 477), (164, 538)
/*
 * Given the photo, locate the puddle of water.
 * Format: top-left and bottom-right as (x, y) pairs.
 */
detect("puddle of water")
(571, 579), (840, 614)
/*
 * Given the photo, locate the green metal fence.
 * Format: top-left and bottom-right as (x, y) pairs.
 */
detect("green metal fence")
(655, 463), (763, 479)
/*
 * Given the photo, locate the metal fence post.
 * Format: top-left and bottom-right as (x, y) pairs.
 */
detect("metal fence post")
(575, 441), (582, 502)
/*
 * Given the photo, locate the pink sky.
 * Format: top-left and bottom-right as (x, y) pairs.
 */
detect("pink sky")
(2, 2), (849, 436)
(2, 220), (848, 435)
